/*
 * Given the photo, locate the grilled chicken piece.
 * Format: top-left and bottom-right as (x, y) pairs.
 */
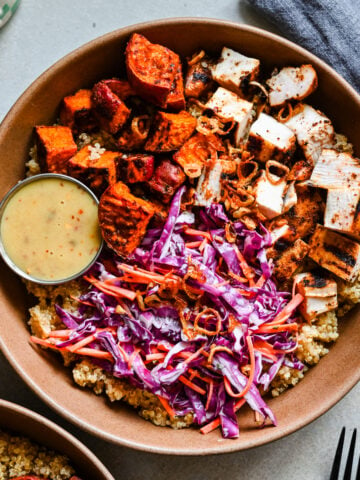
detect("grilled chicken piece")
(285, 104), (335, 165)
(211, 47), (260, 96)
(60, 89), (96, 134)
(246, 113), (296, 162)
(283, 182), (297, 213)
(68, 146), (119, 195)
(266, 65), (318, 108)
(253, 171), (288, 219)
(98, 181), (155, 257)
(194, 159), (222, 207)
(185, 59), (214, 98)
(288, 159), (313, 182)
(35, 126), (77, 174)
(270, 224), (293, 244)
(205, 87), (253, 145)
(310, 149), (360, 189)
(309, 224), (360, 281)
(145, 110), (196, 152)
(267, 238), (309, 283)
(282, 185), (323, 241)
(293, 272), (337, 321)
(324, 189), (360, 239)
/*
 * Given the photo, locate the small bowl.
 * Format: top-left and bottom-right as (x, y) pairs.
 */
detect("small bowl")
(0, 399), (114, 480)
(0, 18), (359, 455)
(0, 173), (103, 285)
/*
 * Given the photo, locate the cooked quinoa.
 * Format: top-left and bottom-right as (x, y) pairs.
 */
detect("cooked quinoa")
(26, 272), (359, 428)
(0, 430), (75, 480)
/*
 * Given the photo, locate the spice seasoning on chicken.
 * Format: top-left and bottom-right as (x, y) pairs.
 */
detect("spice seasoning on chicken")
(0, 176), (102, 282)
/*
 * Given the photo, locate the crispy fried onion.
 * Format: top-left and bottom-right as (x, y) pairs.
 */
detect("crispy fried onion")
(196, 116), (235, 136)
(277, 103), (293, 123)
(131, 115), (151, 139)
(228, 184), (255, 207)
(237, 160), (259, 184)
(182, 258), (206, 300)
(249, 81), (269, 98)
(207, 345), (234, 364)
(194, 308), (222, 336)
(188, 49), (206, 66)
(265, 160), (289, 185)
(225, 222), (237, 243)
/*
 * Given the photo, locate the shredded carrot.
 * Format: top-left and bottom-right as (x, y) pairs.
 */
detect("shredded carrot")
(187, 368), (213, 384)
(266, 293), (303, 326)
(184, 227), (212, 241)
(83, 275), (136, 301)
(224, 336), (255, 399)
(205, 381), (214, 411)
(253, 322), (299, 334)
(158, 396), (176, 418)
(233, 245), (255, 286)
(200, 398), (246, 435)
(30, 336), (61, 349)
(185, 241), (203, 249)
(179, 375), (207, 395)
(255, 274), (266, 289)
(67, 334), (97, 352)
(48, 329), (72, 338)
(145, 353), (166, 362)
(74, 348), (113, 360)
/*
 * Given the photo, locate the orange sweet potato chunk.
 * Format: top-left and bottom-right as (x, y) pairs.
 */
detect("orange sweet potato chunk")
(59, 89), (96, 134)
(35, 126), (77, 174)
(92, 81), (131, 135)
(166, 59), (185, 111)
(67, 146), (119, 195)
(99, 181), (155, 257)
(173, 132), (225, 177)
(102, 79), (136, 100)
(145, 111), (196, 152)
(126, 33), (180, 108)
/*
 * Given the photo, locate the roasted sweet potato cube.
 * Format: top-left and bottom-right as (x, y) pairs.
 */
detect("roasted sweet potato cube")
(99, 181), (155, 257)
(117, 154), (154, 183)
(59, 89), (96, 134)
(145, 111), (196, 152)
(148, 159), (186, 203)
(126, 33), (179, 108)
(67, 146), (118, 195)
(91, 81), (130, 135)
(102, 79), (136, 100)
(173, 132), (225, 178)
(185, 60), (213, 98)
(166, 59), (185, 110)
(35, 126), (77, 174)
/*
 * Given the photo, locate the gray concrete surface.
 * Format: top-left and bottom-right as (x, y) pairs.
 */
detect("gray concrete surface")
(0, 1), (359, 479)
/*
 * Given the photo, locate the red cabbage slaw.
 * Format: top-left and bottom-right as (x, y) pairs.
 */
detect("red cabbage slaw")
(31, 185), (304, 438)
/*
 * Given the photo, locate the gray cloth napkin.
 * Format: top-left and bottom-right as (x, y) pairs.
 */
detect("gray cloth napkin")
(246, 0), (360, 92)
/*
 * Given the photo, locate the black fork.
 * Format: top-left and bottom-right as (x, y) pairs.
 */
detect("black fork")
(330, 428), (359, 480)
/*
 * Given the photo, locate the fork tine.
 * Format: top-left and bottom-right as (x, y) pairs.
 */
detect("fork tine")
(356, 455), (360, 480)
(330, 427), (346, 480)
(343, 429), (357, 480)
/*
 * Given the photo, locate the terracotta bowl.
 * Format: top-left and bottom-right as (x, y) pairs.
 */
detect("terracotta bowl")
(0, 399), (114, 479)
(0, 18), (359, 455)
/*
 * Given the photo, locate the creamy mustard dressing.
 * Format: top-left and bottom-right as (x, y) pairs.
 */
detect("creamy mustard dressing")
(0, 177), (102, 281)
